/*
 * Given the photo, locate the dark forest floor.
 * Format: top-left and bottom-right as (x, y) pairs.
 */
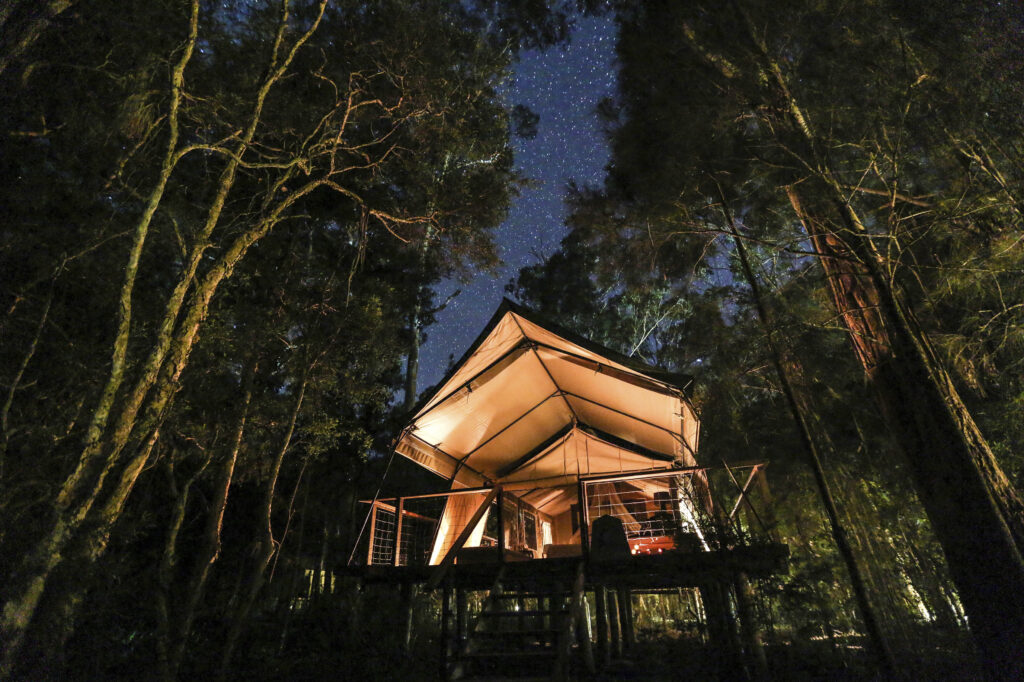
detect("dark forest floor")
(229, 620), (983, 682)
(588, 635), (984, 681)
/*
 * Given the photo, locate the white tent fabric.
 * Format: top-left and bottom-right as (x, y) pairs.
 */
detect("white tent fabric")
(395, 303), (700, 488)
(427, 490), (489, 565)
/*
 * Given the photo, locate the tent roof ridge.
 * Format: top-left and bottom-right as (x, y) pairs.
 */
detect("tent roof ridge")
(400, 298), (695, 424)
(498, 299), (694, 393)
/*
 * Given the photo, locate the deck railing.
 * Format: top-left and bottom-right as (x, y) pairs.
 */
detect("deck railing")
(580, 462), (776, 556)
(357, 488), (494, 567)
(353, 461), (775, 568)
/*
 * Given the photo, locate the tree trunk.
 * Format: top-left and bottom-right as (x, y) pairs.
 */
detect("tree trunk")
(787, 185), (1024, 677)
(217, 373), (307, 680)
(155, 449), (210, 681)
(404, 308), (421, 414)
(0, 6), (199, 666)
(403, 224), (434, 414)
(711, 7), (1024, 668)
(716, 190), (897, 674)
(167, 359), (256, 679)
(0, 7), (331, 669)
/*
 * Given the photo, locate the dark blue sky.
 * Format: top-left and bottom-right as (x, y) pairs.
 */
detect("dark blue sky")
(419, 15), (617, 391)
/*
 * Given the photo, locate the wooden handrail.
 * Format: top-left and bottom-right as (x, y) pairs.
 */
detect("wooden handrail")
(358, 485), (498, 504)
(426, 485), (501, 591)
(577, 460), (767, 485)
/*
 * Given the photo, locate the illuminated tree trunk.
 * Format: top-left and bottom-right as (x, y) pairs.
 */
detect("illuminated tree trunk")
(718, 193), (895, 674)
(0, 4), (331, 671)
(702, 6), (1024, 669)
(786, 185), (1024, 676)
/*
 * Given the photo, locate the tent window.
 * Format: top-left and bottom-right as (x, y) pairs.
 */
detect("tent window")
(503, 498), (520, 551)
(482, 500), (499, 547)
(523, 511), (538, 551)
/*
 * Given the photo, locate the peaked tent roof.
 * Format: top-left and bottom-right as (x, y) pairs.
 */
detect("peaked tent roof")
(395, 300), (700, 488)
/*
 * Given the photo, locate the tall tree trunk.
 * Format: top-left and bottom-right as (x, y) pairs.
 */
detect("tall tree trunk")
(218, 373), (307, 680)
(155, 448), (211, 681)
(166, 359), (257, 680)
(715, 189), (896, 674)
(403, 223), (435, 414)
(0, 5), (199, 667)
(276, 481), (311, 654)
(702, 7), (1024, 670)
(0, 6), (332, 669)
(404, 308), (421, 415)
(787, 185), (1024, 676)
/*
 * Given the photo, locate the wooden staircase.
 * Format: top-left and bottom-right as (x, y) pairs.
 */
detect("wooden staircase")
(444, 561), (592, 681)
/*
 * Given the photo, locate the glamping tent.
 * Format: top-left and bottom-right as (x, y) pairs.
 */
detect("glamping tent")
(365, 300), (720, 567)
(351, 301), (786, 680)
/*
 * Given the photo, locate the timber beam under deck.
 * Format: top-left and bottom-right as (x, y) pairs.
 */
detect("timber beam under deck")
(342, 543), (789, 590)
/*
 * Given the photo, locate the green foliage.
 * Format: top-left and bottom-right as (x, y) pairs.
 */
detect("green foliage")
(509, 0), (1022, 665)
(0, 0), (540, 676)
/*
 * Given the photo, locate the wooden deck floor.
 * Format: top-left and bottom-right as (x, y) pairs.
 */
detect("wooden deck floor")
(344, 543), (789, 590)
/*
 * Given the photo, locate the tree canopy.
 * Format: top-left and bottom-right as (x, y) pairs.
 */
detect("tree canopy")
(1, 0), (1022, 679)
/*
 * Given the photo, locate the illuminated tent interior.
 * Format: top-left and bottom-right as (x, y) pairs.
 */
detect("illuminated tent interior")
(392, 300), (702, 564)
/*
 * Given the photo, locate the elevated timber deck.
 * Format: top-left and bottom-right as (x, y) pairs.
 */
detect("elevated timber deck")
(344, 543), (789, 590)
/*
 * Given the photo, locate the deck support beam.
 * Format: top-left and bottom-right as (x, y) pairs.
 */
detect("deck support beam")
(595, 585), (609, 666)
(607, 589), (622, 659)
(400, 581), (415, 654)
(734, 572), (767, 677)
(618, 587), (635, 652)
(440, 585), (451, 680)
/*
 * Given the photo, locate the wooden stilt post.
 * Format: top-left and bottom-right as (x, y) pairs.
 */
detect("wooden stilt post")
(700, 580), (747, 680)
(608, 588), (622, 659)
(456, 588), (468, 648)
(595, 584), (609, 667)
(393, 497), (405, 566)
(618, 587), (635, 652)
(400, 581), (414, 655)
(440, 584), (451, 681)
(578, 589), (596, 674)
(734, 572), (767, 678)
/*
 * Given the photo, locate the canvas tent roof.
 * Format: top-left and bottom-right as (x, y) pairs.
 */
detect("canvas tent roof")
(395, 300), (700, 489)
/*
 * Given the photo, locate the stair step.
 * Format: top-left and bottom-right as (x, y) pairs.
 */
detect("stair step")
(475, 628), (561, 638)
(463, 650), (558, 662)
(462, 675), (548, 679)
(494, 591), (568, 599)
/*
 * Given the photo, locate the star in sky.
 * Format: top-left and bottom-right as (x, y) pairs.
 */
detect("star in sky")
(418, 15), (617, 392)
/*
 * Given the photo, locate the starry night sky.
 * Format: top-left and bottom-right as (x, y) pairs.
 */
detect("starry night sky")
(418, 15), (617, 392)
